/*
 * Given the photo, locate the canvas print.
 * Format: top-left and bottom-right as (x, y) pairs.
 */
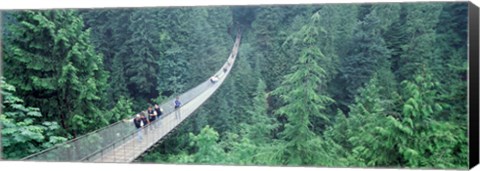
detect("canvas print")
(0, 2), (469, 169)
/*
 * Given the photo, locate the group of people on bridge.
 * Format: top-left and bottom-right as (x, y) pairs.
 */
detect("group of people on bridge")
(123, 96), (182, 142)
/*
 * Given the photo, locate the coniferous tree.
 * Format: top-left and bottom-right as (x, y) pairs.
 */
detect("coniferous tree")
(223, 79), (279, 165)
(371, 4), (401, 34)
(250, 7), (296, 91)
(228, 53), (258, 123)
(179, 125), (226, 164)
(271, 12), (334, 165)
(3, 10), (109, 137)
(384, 5), (407, 76)
(341, 75), (399, 167)
(313, 5), (348, 82)
(108, 54), (130, 103)
(82, 9), (133, 107)
(388, 67), (467, 168)
(245, 79), (278, 143)
(340, 9), (391, 103)
(186, 8), (232, 87)
(323, 4), (359, 112)
(393, 4), (443, 81)
(81, 9), (120, 72)
(121, 9), (161, 102)
(433, 3), (467, 124)
(152, 9), (195, 98)
(1, 78), (67, 159)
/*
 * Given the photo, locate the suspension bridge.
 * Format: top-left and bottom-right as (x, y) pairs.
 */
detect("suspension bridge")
(21, 31), (242, 163)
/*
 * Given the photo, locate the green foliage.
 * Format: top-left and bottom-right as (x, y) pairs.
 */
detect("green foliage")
(392, 3), (443, 81)
(343, 75), (399, 167)
(270, 12), (335, 165)
(389, 69), (467, 168)
(121, 10), (161, 99)
(2, 3), (468, 169)
(1, 78), (67, 159)
(214, 78), (280, 165)
(340, 9), (391, 102)
(223, 134), (258, 165)
(82, 9), (133, 108)
(244, 79), (278, 143)
(371, 4), (401, 34)
(140, 4), (467, 169)
(250, 6), (304, 91)
(104, 96), (135, 123)
(432, 3), (467, 125)
(176, 125), (226, 164)
(3, 10), (109, 137)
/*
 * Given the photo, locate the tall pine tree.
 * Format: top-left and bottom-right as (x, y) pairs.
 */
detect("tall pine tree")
(271, 12), (334, 165)
(340, 9), (391, 104)
(3, 10), (109, 137)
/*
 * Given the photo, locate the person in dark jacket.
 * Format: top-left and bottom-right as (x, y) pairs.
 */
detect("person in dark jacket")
(147, 106), (157, 123)
(124, 114), (148, 142)
(153, 104), (163, 128)
(147, 106), (157, 130)
(140, 114), (150, 131)
(154, 104), (163, 118)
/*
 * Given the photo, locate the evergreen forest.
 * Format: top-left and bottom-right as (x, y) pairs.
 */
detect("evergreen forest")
(1, 2), (469, 169)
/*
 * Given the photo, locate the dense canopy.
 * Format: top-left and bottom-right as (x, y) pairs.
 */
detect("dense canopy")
(1, 2), (468, 169)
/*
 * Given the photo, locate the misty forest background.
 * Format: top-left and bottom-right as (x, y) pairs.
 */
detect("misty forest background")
(1, 2), (468, 169)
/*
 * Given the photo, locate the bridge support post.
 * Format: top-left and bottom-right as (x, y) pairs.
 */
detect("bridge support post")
(113, 141), (116, 162)
(123, 136), (126, 162)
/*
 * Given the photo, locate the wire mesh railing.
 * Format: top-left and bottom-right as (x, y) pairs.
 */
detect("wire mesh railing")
(21, 31), (242, 162)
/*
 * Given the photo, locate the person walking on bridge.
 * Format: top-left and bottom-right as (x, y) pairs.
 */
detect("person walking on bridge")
(174, 96), (182, 119)
(124, 114), (148, 142)
(154, 104), (163, 118)
(210, 75), (219, 83)
(147, 106), (157, 129)
(154, 104), (163, 127)
(139, 114), (149, 141)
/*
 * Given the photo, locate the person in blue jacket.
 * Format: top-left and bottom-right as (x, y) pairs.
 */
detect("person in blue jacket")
(174, 96), (182, 119)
